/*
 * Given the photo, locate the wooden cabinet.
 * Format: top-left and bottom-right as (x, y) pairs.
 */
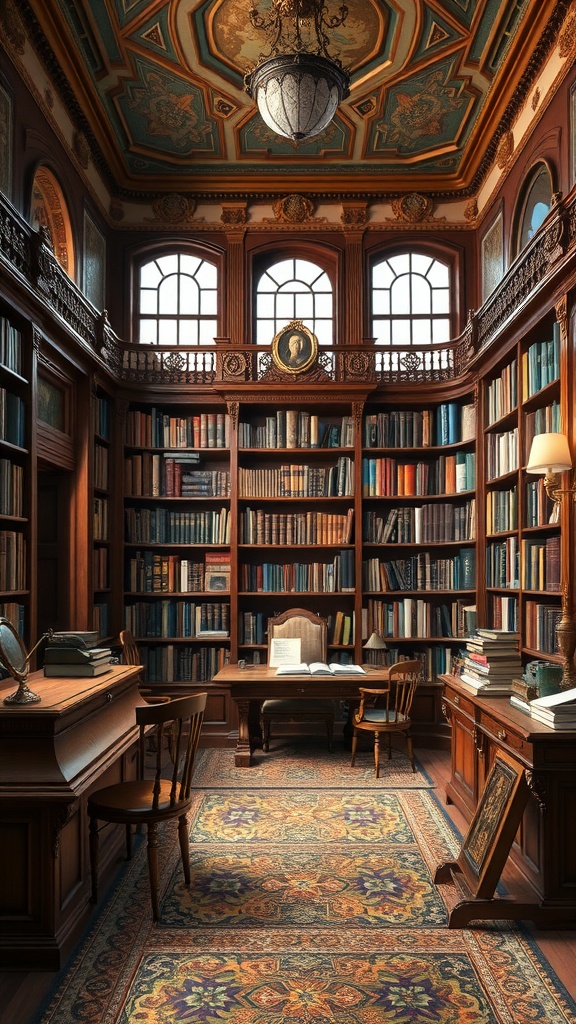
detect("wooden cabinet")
(441, 673), (576, 921)
(0, 665), (143, 969)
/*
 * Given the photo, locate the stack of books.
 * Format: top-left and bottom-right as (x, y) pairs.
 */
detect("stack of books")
(459, 628), (522, 695)
(44, 631), (112, 677)
(529, 687), (576, 730)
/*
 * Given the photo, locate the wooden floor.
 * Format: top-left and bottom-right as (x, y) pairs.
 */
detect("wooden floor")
(1, 745), (575, 1024)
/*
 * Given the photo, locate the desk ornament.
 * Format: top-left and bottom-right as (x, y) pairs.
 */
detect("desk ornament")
(0, 617), (53, 705)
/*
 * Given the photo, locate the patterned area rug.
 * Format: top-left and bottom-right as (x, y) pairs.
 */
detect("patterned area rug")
(194, 740), (434, 788)
(36, 775), (576, 1024)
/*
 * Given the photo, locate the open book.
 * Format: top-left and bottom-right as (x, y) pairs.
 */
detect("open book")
(275, 662), (366, 676)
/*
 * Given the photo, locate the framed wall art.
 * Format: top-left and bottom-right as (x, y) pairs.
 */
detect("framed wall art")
(271, 321), (318, 375)
(481, 210), (504, 303)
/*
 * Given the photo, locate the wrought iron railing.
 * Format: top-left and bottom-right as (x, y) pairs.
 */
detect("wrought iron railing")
(1, 187), (575, 389)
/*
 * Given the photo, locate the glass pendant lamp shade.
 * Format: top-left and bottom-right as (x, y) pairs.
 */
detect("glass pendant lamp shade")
(245, 53), (349, 142)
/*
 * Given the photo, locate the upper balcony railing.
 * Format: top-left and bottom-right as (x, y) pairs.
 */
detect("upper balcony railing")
(1, 186), (575, 388)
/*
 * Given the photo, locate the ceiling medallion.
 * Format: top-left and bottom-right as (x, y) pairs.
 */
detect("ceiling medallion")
(244, 0), (350, 142)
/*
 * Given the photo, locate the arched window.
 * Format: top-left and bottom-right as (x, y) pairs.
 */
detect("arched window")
(513, 162), (553, 257)
(371, 252), (451, 346)
(31, 166), (75, 280)
(137, 252), (218, 345)
(255, 257), (333, 344)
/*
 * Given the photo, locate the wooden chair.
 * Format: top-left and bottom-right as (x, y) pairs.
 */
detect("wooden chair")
(350, 660), (422, 777)
(261, 608), (334, 752)
(87, 692), (206, 922)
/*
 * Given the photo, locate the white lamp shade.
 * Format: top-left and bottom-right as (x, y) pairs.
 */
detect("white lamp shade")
(246, 54), (349, 142)
(526, 432), (573, 474)
(363, 631), (387, 651)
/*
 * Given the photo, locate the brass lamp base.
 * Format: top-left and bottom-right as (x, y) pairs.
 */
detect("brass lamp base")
(3, 679), (41, 705)
(556, 594), (576, 691)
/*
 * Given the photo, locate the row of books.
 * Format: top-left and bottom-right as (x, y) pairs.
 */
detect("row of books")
(362, 452), (475, 497)
(524, 404), (561, 462)
(43, 633), (113, 677)
(330, 610), (354, 645)
(522, 326), (560, 399)
(238, 458), (354, 498)
(486, 538), (519, 589)
(486, 358), (517, 426)
(124, 600), (230, 638)
(525, 478), (556, 528)
(486, 486), (518, 534)
(94, 443), (108, 491)
(239, 551), (355, 593)
(363, 403), (476, 448)
(0, 602), (25, 637)
(0, 458), (24, 517)
(93, 394), (110, 441)
(124, 506), (231, 545)
(528, 686), (576, 730)
(363, 597), (470, 639)
(125, 459), (231, 498)
(93, 546), (108, 589)
(525, 602), (562, 655)
(0, 388), (25, 448)
(521, 536), (561, 592)
(238, 412), (355, 449)
(93, 601), (108, 638)
(239, 508), (354, 545)
(485, 427), (518, 480)
(93, 497), (108, 542)
(125, 408), (230, 449)
(0, 317), (22, 375)
(138, 644), (229, 684)
(362, 547), (476, 593)
(0, 530), (26, 591)
(490, 594), (518, 631)
(363, 500), (476, 544)
(458, 629), (522, 695)
(127, 553), (231, 595)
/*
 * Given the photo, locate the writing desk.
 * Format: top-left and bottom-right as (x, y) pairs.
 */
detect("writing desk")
(0, 664), (144, 968)
(214, 663), (390, 766)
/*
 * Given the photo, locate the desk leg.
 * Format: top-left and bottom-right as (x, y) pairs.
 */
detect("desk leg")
(235, 700), (253, 767)
(234, 700), (263, 767)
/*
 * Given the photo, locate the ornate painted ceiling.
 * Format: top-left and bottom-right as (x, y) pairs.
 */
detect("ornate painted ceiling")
(20, 0), (563, 199)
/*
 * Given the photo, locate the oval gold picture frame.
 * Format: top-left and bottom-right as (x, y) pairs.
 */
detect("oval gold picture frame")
(271, 322), (318, 375)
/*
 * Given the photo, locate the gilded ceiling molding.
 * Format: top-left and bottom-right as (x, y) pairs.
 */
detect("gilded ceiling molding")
(0, 0), (25, 54)
(147, 194), (198, 225)
(496, 131), (514, 170)
(73, 130), (91, 170)
(220, 202), (248, 226)
(532, 87), (541, 110)
(464, 198), (478, 225)
(558, 1), (576, 56)
(341, 201), (369, 227)
(109, 199), (124, 222)
(389, 193), (442, 224)
(269, 194), (319, 224)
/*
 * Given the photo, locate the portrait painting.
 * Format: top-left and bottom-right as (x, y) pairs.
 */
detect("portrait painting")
(272, 322), (318, 375)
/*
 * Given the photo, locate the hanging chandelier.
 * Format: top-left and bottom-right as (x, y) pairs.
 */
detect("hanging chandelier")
(245, 0), (350, 143)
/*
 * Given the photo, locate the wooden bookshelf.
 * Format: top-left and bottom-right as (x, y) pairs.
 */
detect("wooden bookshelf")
(0, 309), (32, 647)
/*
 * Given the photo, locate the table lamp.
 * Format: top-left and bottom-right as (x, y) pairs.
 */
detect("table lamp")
(363, 630), (387, 666)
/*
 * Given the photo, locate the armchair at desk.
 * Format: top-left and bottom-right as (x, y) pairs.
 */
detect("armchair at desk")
(261, 608), (335, 752)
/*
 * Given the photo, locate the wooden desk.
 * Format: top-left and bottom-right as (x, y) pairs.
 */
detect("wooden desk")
(0, 665), (144, 969)
(440, 673), (576, 927)
(214, 664), (390, 766)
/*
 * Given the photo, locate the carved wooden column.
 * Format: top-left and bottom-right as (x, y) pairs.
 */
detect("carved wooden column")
(341, 202), (368, 345)
(221, 203), (248, 344)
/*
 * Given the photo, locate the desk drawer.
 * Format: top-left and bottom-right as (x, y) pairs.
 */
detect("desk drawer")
(478, 708), (532, 761)
(443, 686), (475, 719)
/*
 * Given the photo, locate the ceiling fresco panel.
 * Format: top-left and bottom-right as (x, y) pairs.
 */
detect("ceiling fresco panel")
(367, 55), (479, 164)
(16, 0), (563, 195)
(112, 57), (222, 160)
